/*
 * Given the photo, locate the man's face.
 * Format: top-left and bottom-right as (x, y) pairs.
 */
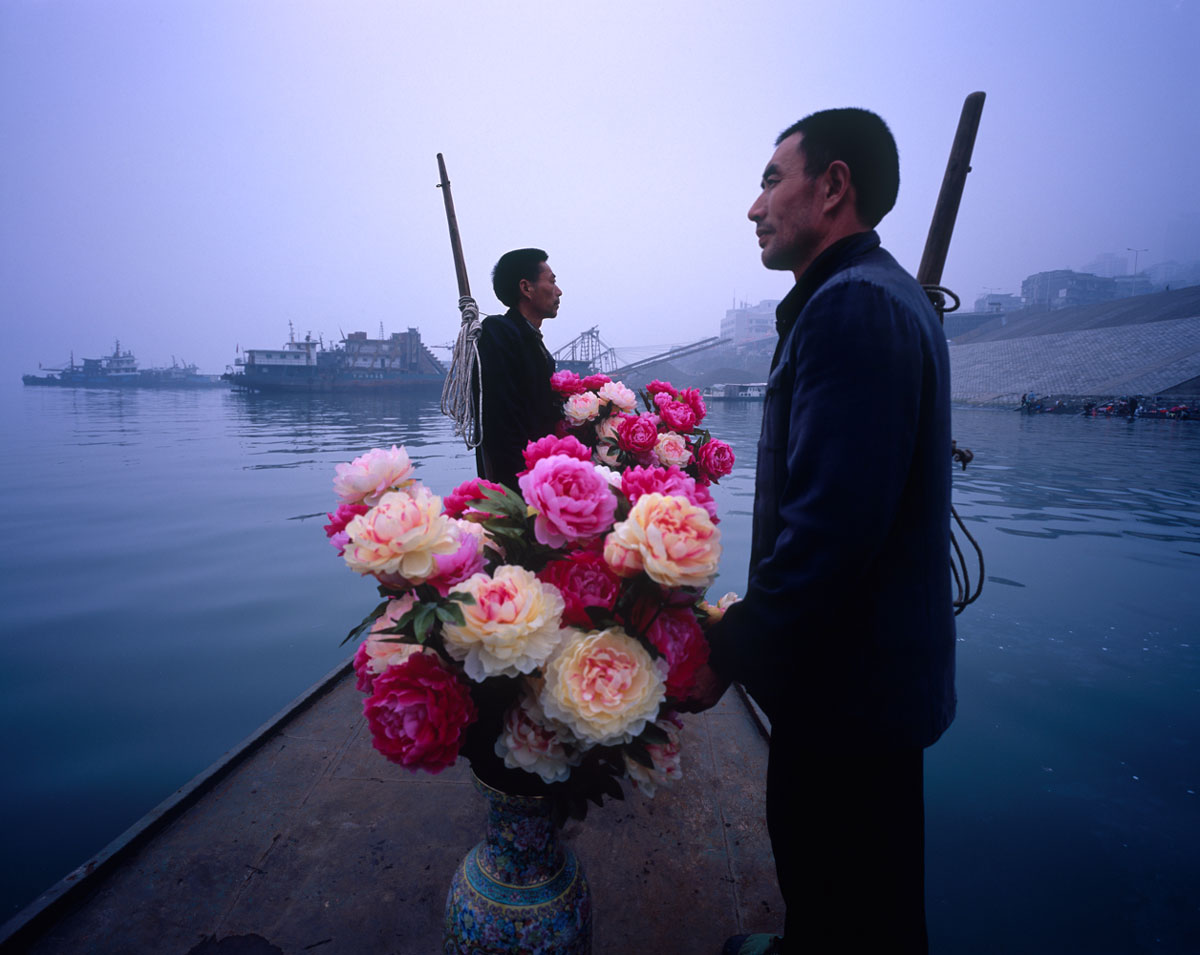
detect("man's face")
(747, 133), (826, 276)
(523, 261), (562, 320)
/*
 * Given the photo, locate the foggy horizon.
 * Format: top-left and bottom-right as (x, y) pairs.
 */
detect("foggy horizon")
(3, 0), (1198, 379)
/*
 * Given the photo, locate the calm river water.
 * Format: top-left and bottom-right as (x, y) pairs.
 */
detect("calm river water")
(1, 384), (1197, 951)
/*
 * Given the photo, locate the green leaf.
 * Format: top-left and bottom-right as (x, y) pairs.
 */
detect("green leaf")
(639, 722), (670, 745)
(624, 740), (655, 769)
(339, 598), (391, 646)
(435, 603), (466, 627)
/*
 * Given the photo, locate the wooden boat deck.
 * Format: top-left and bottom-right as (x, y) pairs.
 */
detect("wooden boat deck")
(4, 664), (781, 954)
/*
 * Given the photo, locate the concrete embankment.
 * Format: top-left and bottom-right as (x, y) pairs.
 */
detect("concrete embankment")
(946, 288), (1200, 406)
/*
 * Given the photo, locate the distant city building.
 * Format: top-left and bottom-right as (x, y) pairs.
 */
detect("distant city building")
(972, 292), (1023, 313)
(1080, 252), (1129, 278)
(1021, 270), (1117, 309)
(721, 300), (779, 346)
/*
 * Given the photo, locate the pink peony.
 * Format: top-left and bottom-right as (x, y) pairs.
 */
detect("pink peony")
(537, 550), (621, 628)
(443, 478), (506, 518)
(621, 466), (717, 523)
(639, 606), (711, 700)
(333, 445), (415, 506)
(518, 455), (618, 548)
(616, 413), (661, 455)
(428, 520), (487, 596)
(696, 438), (736, 482)
(677, 388), (707, 425)
(522, 434), (592, 473)
(362, 651), (477, 774)
(580, 373), (612, 391)
(325, 503), (369, 555)
(353, 640), (374, 692)
(550, 369), (587, 396)
(657, 397), (697, 433)
(645, 380), (677, 400)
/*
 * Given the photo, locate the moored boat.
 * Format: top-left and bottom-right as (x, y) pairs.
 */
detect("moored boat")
(22, 342), (226, 388)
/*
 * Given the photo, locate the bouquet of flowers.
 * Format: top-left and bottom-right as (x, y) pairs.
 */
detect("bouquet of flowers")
(324, 375), (735, 820)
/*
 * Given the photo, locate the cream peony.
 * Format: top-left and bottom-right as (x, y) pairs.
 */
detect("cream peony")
(441, 565), (568, 681)
(563, 391), (602, 425)
(494, 686), (582, 783)
(653, 431), (693, 469)
(333, 445), (416, 506)
(342, 487), (459, 585)
(603, 493), (721, 589)
(361, 594), (421, 676)
(624, 716), (684, 797)
(597, 380), (638, 413)
(540, 627), (667, 746)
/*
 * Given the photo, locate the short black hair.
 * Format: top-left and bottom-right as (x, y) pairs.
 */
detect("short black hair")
(491, 248), (549, 309)
(776, 108), (899, 228)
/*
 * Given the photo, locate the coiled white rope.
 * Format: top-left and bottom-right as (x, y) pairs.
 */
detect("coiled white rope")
(440, 295), (483, 449)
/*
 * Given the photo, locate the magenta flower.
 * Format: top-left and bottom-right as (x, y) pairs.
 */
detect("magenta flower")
(645, 380), (677, 400)
(518, 455), (618, 548)
(656, 396), (697, 433)
(537, 550), (621, 628)
(324, 503), (370, 555)
(550, 369), (587, 396)
(677, 387), (707, 425)
(443, 478), (507, 518)
(522, 434), (592, 473)
(616, 413), (660, 455)
(639, 606), (710, 700)
(621, 465), (718, 523)
(363, 652), (477, 774)
(696, 439), (736, 482)
(580, 373), (612, 391)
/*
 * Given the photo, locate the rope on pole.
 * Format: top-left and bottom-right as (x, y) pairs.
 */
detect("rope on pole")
(440, 295), (484, 449)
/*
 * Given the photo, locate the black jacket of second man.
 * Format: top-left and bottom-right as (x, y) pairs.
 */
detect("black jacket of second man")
(475, 308), (560, 492)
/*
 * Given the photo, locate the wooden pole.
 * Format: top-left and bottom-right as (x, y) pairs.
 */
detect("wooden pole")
(436, 153), (471, 299)
(917, 92), (986, 289)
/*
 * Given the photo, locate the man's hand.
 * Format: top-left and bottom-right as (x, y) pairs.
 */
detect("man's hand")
(676, 662), (731, 713)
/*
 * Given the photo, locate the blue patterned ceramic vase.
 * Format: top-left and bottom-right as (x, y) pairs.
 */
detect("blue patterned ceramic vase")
(443, 775), (592, 954)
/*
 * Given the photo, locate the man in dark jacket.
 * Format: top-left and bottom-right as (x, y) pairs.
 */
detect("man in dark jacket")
(475, 248), (563, 491)
(700, 109), (956, 955)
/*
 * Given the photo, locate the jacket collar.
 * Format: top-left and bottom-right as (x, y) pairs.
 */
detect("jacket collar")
(504, 307), (544, 339)
(771, 230), (879, 371)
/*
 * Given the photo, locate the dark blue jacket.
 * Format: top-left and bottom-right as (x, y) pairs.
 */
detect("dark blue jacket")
(709, 231), (956, 749)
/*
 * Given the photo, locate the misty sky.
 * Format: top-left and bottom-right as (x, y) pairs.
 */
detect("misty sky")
(3, 0), (1198, 380)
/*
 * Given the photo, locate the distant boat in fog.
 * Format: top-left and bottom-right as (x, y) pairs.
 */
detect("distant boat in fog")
(222, 324), (446, 393)
(22, 341), (226, 388)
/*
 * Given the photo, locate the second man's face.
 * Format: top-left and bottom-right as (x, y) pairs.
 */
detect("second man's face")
(527, 262), (562, 320)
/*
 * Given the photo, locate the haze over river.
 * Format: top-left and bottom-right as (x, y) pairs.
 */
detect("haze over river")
(2, 385), (1197, 952)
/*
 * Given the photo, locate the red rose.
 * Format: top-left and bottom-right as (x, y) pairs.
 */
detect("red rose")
(616, 413), (660, 455)
(363, 652), (477, 774)
(696, 439), (735, 482)
(522, 434), (592, 472)
(538, 551), (621, 628)
(642, 606), (710, 700)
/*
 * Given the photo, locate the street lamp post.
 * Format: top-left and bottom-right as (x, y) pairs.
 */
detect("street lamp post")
(1127, 247), (1148, 297)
